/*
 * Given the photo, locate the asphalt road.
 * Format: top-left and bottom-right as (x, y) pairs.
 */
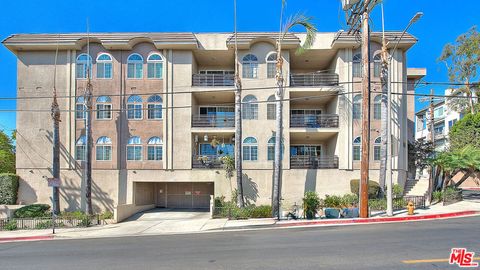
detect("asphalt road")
(1, 216), (479, 270)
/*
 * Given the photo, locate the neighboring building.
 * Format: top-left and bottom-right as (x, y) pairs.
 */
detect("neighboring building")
(415, 89), (467, 151)
(3, 31), (423, 214)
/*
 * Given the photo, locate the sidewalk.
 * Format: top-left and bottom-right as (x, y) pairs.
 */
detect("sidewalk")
(1, 199), (479, 243)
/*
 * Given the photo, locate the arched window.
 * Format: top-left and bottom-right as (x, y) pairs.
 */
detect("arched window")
(75, 135), (86, 161)
(353, 53), (362, 78)
(266, 52), (277, 78)
(267, 136), (284, 161)
(147, 53), (164, 79)
(76, 96), (86, 119)
(96, 53), (113, 79)
(147, 136), (163, 161)
(353, 95), (362, 119)
(353, 136), (361, 161)
(76, 54), (92, 79)
(373, 54), (381, 77)
(267, 95), (276, 120)
(96, 136), (112, 161)
(242, 54), (258, 78)
(147, 95), (163, 120)
(373, 94), (382, 120)
(127, 53), (143, 79)
(127, 136), (142, 161)
(242, 95), (258, 120)
(127, 95), (143, 120)
(96, 96), (112, 120)
(242, 137), (258, 161)
(374, 137), (382, 161)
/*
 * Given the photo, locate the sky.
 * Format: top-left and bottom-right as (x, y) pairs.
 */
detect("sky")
(0, 0), (479, 133)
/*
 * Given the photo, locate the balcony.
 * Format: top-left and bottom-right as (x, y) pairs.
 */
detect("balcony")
(290, 73), (339, 87)
(192, 74), (234, 87)
(290, 114), (339, 128)
(192, 115), (235, 128)
(290, 155), (339, 169)
(192, 155), (225, 169)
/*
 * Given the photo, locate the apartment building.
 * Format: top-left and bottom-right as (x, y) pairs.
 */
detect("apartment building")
(415, 89), (467, 151)
(3, 32), (423, 214)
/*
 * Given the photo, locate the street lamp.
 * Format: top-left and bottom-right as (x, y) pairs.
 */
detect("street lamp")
(384, 11), (423, 217)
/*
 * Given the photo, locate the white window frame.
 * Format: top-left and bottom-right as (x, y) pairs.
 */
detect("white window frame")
(147, 137), (163, 161)
(75, 135), (86, 161)
(267, 95), (276, 120)
(242, 137), (258, 161)
(353, 53), (362, 78)
(373, 94), (382, 120)
(147, 95), (163, 120)
(76, 54), (92, 79)
(242, 95), (258, 120)
(96, 96), (112, 120)
(147, 53), (164, 79)
(353, 95), (362, 120)
(76, 96), (86, 120)
(373, 54), (381, 78)
(96, 53), (113, 79)
(353, 136), (361, 161)
(242, 54), (258, 79)
(127, 95), (143, 120)
(373, 137), (381, 161)
(266, 52), (277, 79)
(127, 136), (143, 161)
(96, 136), (112, 161)
(127, 53), (143, 79)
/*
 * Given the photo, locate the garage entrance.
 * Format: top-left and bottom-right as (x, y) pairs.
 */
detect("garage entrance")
(154, 182), (214, 209)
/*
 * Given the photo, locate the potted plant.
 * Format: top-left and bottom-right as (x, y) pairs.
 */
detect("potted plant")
(303, 191), (321, 219)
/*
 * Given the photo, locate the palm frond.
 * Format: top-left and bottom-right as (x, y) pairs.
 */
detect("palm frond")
(281, 13), (317, 55)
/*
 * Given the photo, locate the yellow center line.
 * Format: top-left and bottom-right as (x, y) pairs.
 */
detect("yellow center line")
(403, 257), (480, 264)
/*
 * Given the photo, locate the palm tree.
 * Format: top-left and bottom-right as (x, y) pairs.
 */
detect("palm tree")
(272, 1), (317, 218)
(233, 0), (245, 207)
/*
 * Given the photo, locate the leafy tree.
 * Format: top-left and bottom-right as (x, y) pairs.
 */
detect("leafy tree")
(0, 130), (15, 174)
(409, 138), (434, 172)
(438, 26), (480, 114)
(449, 112), (480, 151)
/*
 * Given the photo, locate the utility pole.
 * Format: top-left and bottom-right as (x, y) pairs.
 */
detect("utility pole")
(359, 2), (371, 218)
(84, 25), (93, 215)
(51, 39), (61, 216)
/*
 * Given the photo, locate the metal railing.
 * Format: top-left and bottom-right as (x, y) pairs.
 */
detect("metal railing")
(290, 155), (339, 169)
(192, 115), (235, 128)
(0, 215), (103, 231)
(192, 74), (235, 87)
(290, 73), (339, 87)
(290, 114), (339, 128)
(192, 155), (225, 169)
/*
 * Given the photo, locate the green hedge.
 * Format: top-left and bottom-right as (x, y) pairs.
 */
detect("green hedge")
(0, 173), (19, 204)
(350, 179), (380, 199)
(14, 204), (51, 218)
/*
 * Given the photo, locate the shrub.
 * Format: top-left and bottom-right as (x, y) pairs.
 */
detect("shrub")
(247, 205), (272, 218)
(4, 220), (17, 231)
(14, 204), (50, 218)
(341, 194), (358, 207)
(99, 211), (113, 220)
(0, 173), (19, 205)
(368, 199), (387, 211)
(393, 184), (403, 197)
(303, 191), (321, 219)
(59, 210), (88, 220)
(323, 195), (343, 208)
(432, 191), (443, 202)
(350, 179), (381, 199)
(35, 220), (53, 229)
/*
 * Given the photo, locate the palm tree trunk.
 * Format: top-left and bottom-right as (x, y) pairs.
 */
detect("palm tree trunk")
(234, 81), (244, 207)
(378, 49), (388, 196)
(272, 76), (284, 218)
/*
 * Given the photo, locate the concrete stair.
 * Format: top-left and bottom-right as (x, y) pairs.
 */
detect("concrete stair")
(404, 177), (429, 197)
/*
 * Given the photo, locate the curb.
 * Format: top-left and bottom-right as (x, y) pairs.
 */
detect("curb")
(275, 210), (480, 228)
(0, 235), (54, 243)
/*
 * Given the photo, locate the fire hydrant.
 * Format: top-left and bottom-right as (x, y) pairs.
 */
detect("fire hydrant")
(407, 201), (415, 215)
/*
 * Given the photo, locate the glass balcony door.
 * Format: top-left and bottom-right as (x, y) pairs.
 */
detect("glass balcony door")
(199, 107), (235, 127)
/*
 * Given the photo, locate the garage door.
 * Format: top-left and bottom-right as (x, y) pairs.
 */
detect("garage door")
(159, 182), (214, 209)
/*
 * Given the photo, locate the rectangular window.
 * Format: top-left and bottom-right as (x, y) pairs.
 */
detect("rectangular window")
(373, 62), (381, 77)
(353, 104), (361, 120)
(267, 146), (274, 161)
(96, 146), (112, 161)
(267, 104), (276, 120)
(147, 146), (162, 161)
(97, 63), (112, 79)
(242, 104), (258, 120)
(127, 104), (142, 120)
(76, 146), (86, 161)
(242, 146), (258, 161)
(242, 63), (258, 78)
(127, 63), (143, 79)
(353, 62), (362, 78)
(374, 146), (381, 161)
(127, 146), (142, 161)
(448, 119), (457, 128)
(148, 63), (163, 79)
(353, 146), (361, 161)
(96, 104), (112, 120)
(147, 104), (162, 119)
(374, 103), (381, 120)
(267, 63), (276, 78)
(76, 104), (86, 119)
